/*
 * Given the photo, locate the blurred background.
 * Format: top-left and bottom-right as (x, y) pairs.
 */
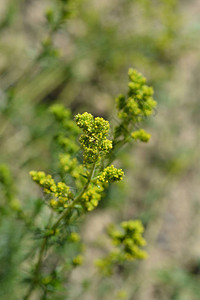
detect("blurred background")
(0, 0), (200, 299)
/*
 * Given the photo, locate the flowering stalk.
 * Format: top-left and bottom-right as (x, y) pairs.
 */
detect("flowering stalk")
(23, 69), (156, 299)
(23, 162), (96, 300)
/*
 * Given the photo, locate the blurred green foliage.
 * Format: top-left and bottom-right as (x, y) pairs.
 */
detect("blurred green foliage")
(1, 0), (200, 299)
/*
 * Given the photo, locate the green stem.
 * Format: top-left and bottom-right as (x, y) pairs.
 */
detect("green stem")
(23, 162), (96, 300)
(106, 138), (128, 167)
(23, 236), (48, 300)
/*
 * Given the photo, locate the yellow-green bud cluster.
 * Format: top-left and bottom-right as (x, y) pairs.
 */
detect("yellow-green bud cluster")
(30, 171), (73, 209)
(108, 220), (147, 260)
(57, 135), (79, 153)
(131, 129), (151, 142)
(115, 69), (156, 140)
(59, 153), (87, 191)
(75, 112), (112, 164)
(96, 220), (147, 275)
(69, 232), (80, 243)
(96, 252), (120, 276)
(50, 104), (80, 154)
(50, 104), (71, 122)
(117, 68), (157, 119)
(59, 154), (84, 179)
(50, 104), (80, 134)
(81, 183), (104, 211)
(42, 275), (54, 286)
(72, 255), (83, 266)
(97, 165), (124, 183)
(30, 171), (56, 194)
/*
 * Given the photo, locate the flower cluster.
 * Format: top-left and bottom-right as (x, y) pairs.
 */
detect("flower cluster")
(81, 183), (104, 211)
(96, 220), (147, 275)
(114, 69), (156, 141)
(72, 255), (83, 266)
(57, 135), (79, 153)
(29, 171), (73, 210)
(97, 165), (124, 183)
(59, 154), (84, 179)
(30, 112), (125, 213)
(109, 220), (147, 260)
(27, 69), (153, 296)
(69, 232), (80, 243)
(80, 165), (124, 211)
(131, 129), (151, 142)
(50, 104), (80, 135)
(50, 104), (71, 122)
(116, 69), (156, 120)
(75, 112), (112, 164)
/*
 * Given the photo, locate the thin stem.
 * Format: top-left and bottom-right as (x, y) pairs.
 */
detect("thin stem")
(23, 162), (96, 300)
(106, 138), (128, 167)
(23, 236), (48, 300)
